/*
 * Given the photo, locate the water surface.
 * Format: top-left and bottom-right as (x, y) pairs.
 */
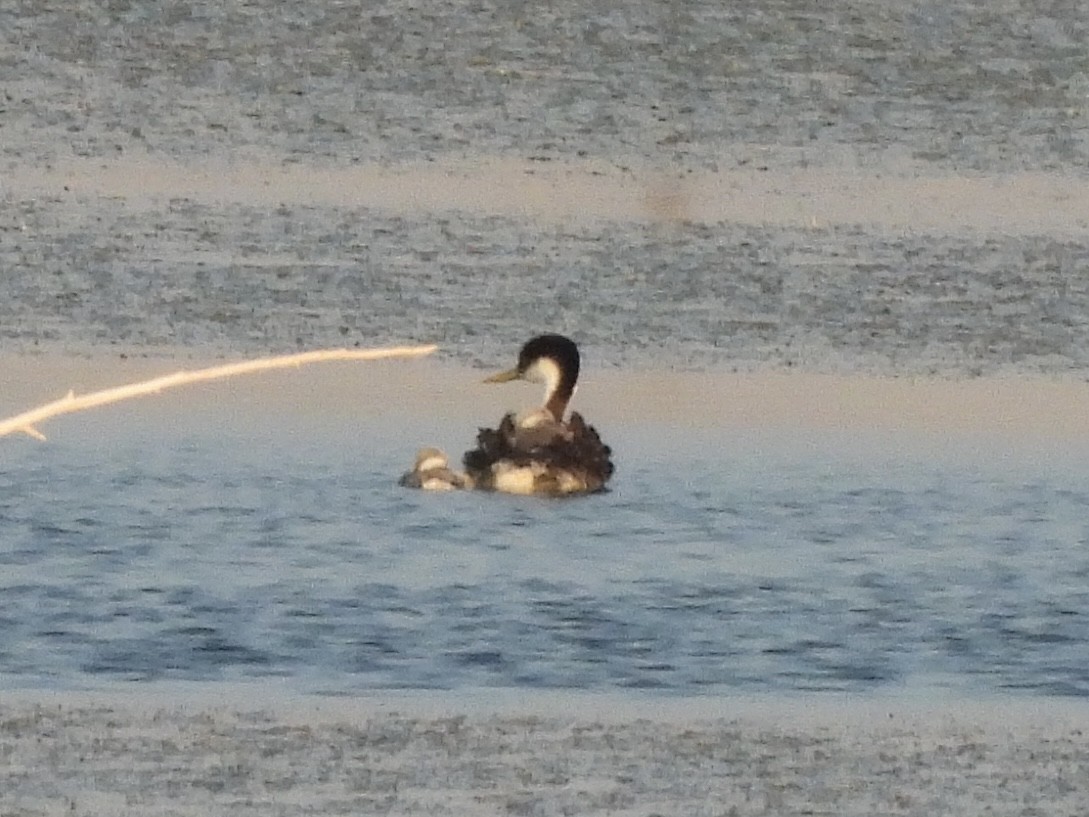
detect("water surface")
(3, 410), (1088, 698)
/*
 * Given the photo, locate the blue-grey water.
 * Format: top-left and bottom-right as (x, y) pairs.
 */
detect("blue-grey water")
(4, 412), (1089, 698)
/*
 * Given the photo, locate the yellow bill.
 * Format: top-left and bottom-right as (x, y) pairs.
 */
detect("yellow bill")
(483, 367), (521, 384)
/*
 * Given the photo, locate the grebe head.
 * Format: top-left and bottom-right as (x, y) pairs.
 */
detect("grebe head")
(412, 447), (449, 472)
(400, 447), (473, 491)
(483, 334), (580, 422)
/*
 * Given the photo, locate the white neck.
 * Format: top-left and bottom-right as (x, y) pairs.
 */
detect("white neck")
(523, 357), (563, 408)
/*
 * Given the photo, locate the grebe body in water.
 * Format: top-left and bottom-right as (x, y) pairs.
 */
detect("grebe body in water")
(463, 334), (614, 497)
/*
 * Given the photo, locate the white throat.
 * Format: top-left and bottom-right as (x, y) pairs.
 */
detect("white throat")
(523, 357), (564, 408)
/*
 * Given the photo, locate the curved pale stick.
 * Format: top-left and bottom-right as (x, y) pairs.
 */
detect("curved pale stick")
(0, 345), (438, 441)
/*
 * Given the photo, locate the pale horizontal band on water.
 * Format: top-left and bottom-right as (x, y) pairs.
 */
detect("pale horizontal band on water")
(4, 682), (1089, 730)
(7, 154), (1089, 234)
(2, 353), (1089, 440)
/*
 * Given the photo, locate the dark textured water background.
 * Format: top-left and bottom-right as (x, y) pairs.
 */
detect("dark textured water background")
(2, 0), (1089, 374)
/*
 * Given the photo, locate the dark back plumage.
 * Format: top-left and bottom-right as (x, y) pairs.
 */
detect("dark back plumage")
(465, 333), (613, 496)
(463, 411), (613, 496)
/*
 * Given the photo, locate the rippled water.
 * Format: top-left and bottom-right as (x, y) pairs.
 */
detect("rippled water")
(3, 0), (1089, 376)
(5, 0), (1087, 171)
(4, 415), (1088, 697)
(6, 198), (1089, 376)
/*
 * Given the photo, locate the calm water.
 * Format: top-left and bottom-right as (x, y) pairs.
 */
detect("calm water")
(3, 414), (1089, 697)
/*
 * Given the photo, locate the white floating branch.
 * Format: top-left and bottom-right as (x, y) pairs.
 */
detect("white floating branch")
(0, 345), (438, 441)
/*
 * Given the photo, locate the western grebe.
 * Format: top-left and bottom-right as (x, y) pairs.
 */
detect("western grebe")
(398, 447), (472, 491)
(462, 334), (614, 496)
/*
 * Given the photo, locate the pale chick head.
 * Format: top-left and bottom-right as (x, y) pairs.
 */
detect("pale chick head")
(413, 447), (449, 472)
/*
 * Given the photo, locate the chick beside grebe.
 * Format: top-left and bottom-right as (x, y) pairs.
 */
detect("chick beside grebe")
(399, 447), (473, 491)
(462, 334), (614, 497)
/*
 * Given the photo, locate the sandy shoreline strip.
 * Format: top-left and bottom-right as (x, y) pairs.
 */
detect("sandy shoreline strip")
(2, 688), (1088, 816)
(7, 154), (1089, 234)
(4, 353), (1089, 443)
